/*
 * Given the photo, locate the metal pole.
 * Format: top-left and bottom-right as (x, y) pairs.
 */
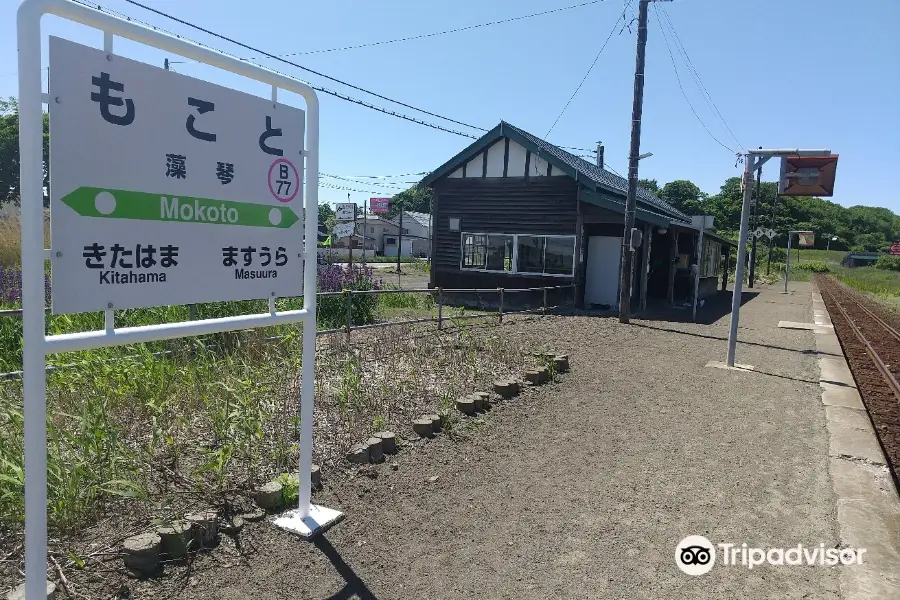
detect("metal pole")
(345, 289), (352, 343)
(692, 217), (705, 321)
(785, 232), (792, 294)
(19, 3), (48, 595)
(748, 151), (762, 287)
(619, 0), (650, 324)
(396, 202), (403, 274)
(347, 193), (353, 270)
(498, 288), (504, 323)
(542, 286), (547, 317)
(766, 193), (779, 276)
(437, 287), (443, 330)
(726, 155), (755, 367)
(362, 203), (367, 268)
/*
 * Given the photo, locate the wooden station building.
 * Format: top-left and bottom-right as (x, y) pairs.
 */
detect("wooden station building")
(421, 122), (736, 310)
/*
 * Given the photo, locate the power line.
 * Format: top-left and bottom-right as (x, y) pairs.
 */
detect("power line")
(276, 1), (605, 57)
(652, 3), (739, 155)
(72, 1), (479, 139)
(321, 173), (411, 189)
(657, 4), (743, 151)
(545, 0), (632, 137)
(124, 0), (487, 133)
(343, 171), (429, 179)
(320, 182), (395, 195)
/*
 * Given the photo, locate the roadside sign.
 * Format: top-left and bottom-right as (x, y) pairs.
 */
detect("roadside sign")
(890, 241), (900, 255)
(332, 222), (355, 238)
(766, 229), (777, 239)
(780, 155), (839, 197)
(49, 36), (306, 314)
(370, 197), (391, 214)
(798, 231), (815, 247)
(335, 202), (357, 221)
(754, 227), (764, 239)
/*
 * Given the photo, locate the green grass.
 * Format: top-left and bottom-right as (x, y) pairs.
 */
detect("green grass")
(789, 248), (848, 265)
(830, 266), (900, 312)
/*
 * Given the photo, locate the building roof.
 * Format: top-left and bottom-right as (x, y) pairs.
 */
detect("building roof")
(420, 121), (690, 224)
(404, 211), (431, 228)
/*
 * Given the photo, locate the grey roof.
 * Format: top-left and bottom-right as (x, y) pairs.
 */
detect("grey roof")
(502, 122), (689, 222)
(404, 211), (431, 227)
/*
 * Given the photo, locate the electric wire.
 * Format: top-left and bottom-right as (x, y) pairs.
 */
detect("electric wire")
(124, 0), (487, 133)
(657, 4), (744, 151)
(277, 1), (606, 57)
(321, 173), (411, 189)
(545, 0), (632, 137)
(71, 0), (480, 139)
(652, 3), (740, 155)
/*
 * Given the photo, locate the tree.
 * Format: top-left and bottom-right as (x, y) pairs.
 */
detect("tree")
(659, 180), (704, 216)
(637, 178), (659, 194)
(0, 97), (49, 206)
(388, 185), (432, 217)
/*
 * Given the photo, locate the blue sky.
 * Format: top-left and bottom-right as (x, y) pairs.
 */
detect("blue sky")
(1, 0), (897, 212)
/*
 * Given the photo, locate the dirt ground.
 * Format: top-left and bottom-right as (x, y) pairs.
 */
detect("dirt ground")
(65, 282), (848, 600)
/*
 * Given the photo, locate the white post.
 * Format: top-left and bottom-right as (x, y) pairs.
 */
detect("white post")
(296, 92), (319, 519)
(726, 157), (755, 367)
(692, 218), (706, 322)
(785, 232), (793, 294)
(18, 2), (48, 597)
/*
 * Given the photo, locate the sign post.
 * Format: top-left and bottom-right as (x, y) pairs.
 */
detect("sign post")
(335, 201), (357, 265)
(19, 2), (339, 596)
(725, 149), (832, 368)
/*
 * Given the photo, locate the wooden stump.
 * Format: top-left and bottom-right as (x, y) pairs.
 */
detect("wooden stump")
(536, 366), (550, 384)
(456, 396), (476, 415)
(367, 437), (385, 463)
(185, 510), (218, 548)
(493, 379), (519, 398)
(424, 414), (442, 432)
(524, 370), (542, 385)
(553, 355), (569, 373)
(374, 431), (397, 454)
(254, 481), (284, 511)
(5, 581), (56, 600)
(311, 464), (322, 488)
(157, 520), (191, 559)
(412, 418), (433, 437)
(122, 532), (161, 577)
(473, 391), (490, 409)
(347, 443), (370, 464)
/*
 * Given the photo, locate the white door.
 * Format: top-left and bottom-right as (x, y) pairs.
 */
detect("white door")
(585, 236), (622, 307)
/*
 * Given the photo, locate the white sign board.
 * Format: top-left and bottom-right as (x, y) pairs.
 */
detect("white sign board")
(335, 202), (357, 221)
(49, 37), (306, 314)
(754, 227), (765, 239)
(332, 222), (355, 238)
(766, 229), (777, 239)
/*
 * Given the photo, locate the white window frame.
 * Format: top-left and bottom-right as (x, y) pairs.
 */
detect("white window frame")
(459, 232), (576, 278)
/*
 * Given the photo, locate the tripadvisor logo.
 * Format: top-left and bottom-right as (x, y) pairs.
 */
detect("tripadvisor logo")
(675, 535), (866, 576)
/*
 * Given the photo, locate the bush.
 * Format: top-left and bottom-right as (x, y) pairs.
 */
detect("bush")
(792, 261), (829, 273)
(875, 255), (900, 272)
(316, 265), (381, 329)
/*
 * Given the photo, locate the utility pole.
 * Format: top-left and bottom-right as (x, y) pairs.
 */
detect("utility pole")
(619, 0), (661, 323)
(347, 193), (353, 269)
(396, 199), (404, 274)
(748, 146), (763, 287)
(596, 141), (604, 169)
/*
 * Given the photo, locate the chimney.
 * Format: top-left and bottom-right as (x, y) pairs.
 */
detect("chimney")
(596, 142), (604, 170)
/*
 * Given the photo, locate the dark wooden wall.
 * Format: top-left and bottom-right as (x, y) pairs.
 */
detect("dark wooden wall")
(430, 177), (578, 291)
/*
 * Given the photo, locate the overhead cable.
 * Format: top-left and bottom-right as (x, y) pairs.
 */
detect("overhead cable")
(545, 0), (632, 137)
(278, 1), (606, 57)
(653, 3), (739, 155)
(124, 0), (487, 132)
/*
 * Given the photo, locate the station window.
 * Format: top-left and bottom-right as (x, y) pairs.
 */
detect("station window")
(461, 233), (575, 276)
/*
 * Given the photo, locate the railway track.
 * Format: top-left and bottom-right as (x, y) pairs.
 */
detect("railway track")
(816, 274), (900, 480)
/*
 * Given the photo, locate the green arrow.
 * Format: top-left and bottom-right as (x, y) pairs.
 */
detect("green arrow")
(60, 186), (300, 229)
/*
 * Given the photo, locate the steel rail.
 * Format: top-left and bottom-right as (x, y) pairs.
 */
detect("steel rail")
(818, 276), (900, 402)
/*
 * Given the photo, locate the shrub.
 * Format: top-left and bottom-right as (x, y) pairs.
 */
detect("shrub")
(875, 255), (900, 272)
(316, 265), (381, 329)
(792, 261), (829, 273)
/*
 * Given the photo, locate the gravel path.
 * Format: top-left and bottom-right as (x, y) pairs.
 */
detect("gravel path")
(130, 283), (841, 599)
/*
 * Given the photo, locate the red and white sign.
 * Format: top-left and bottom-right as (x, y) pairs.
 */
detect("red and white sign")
(370, 197), (391, 214)
(798, 231), (815, 247)
(890, 241), (900, 256)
